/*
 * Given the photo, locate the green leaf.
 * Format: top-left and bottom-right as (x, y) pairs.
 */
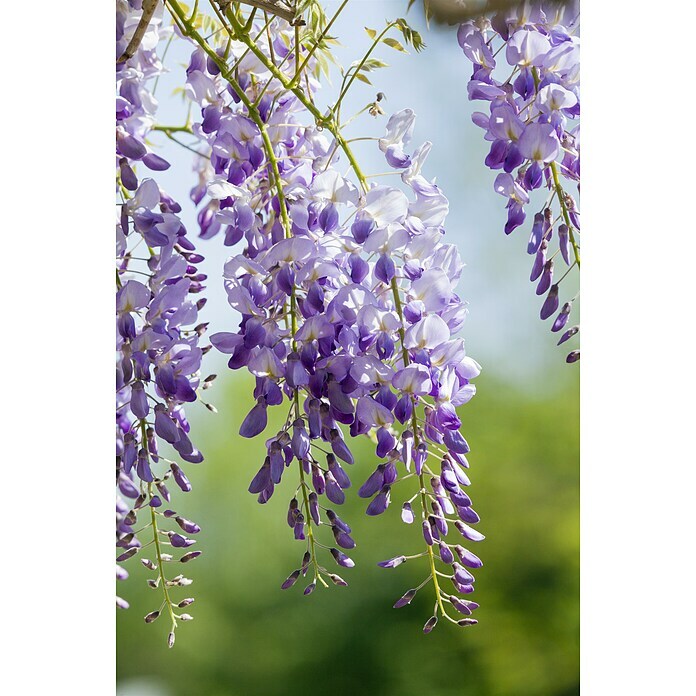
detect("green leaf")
(361, 58), (388, 72)
(364, 27), (377, 40)
(394, 17), (426, 53)
(383, 37), (407, 53)
(355, 72), (372, 85)
(316, 52), (331, 81)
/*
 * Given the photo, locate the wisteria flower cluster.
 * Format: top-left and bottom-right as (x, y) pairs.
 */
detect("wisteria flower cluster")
(116, 0), (213, 647)
(168, 0), (484, 630)
(166, 0), (483, 632)
(113, 0), (583, 647)
(458, 1), (580, 362)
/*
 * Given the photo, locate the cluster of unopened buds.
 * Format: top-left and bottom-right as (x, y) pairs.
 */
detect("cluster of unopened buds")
(458, 1), (580, 362)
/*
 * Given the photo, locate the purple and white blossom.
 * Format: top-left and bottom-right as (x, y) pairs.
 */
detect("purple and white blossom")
(116, 0), (209, 645)
(459, 2), (580, 361)
(179, 23), (484, 622)
(116, 0), (487, 635)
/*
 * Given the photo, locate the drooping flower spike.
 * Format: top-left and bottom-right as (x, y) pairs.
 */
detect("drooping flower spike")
(163, 0), (484, 626)
(116, 0), (213, 647)
(459, 1), (581, 362)
(117, 0), (485, 636)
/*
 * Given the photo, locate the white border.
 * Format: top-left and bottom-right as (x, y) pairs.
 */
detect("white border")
(583, 0), (694, 692)
(2, 0), (114, 691)
(3, 0), (694, 692)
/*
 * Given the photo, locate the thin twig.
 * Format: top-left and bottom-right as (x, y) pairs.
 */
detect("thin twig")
(118, 0), (160, 63)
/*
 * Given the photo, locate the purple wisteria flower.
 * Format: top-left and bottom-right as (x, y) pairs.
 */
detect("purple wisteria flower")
(178, 20), (485, 624)
(459, 2), (580, 361)
(117, 0), (486, 633)
(116, 0), (210, 645)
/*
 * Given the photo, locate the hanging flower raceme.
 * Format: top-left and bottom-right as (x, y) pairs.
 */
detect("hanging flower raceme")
(458, 1), (580, 362)
(114, 0), (485, 634)
(178, 18), (360, 594)
(175, 9), (484, 625)
(116, 0), (212, 647)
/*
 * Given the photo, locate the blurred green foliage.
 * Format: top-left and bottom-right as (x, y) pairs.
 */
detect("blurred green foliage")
(117, 371), (578, 696)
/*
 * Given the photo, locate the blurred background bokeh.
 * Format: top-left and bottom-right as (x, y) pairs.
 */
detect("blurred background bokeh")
(117, 2), (579, 694)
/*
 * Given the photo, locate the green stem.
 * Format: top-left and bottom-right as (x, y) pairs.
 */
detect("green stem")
(156, 129), (209, 158)
(390, 276), (409, 367)
(531, 66), (580, 269)
(221, 7), (369, 192)
(293, 20), (299, 79)
(264, 11), (277, 66)
(153, 32), (176, 95)
(389, 279), (447, 618)
(166, 3), (328, 590)
(294, 391), (327, 588)
(298, 464), (325, 585)
(333, 22), (394, 117)
(243, 7), (257, 33)
(139, 417), (178, 636)
(149, 484), (179, 635)
(166, 0), (291, 235)
(152, 124), (193, 133)
(289, 0), (350, 87)
(416, 447), (446, 616)
(550, 161), (580, 268)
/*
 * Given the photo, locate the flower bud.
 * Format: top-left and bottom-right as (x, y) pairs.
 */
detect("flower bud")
(540, 284), (559, 320)
(281, 570), (300, 590)
(116, 547), (138, 562)
(330, 548), (355, 568)
(287, 498), (299, 527)
(308, 492), (320, 525)
(175, 516), (201, 534)
(378, 556), (406, 568)
(393, 588), (417, 608)
(180, 551), (202, 563)
(552, 302), (572, 332)
(536, 259), (554, 296)
(401, 502), (415, 524)
(422, 520), (434, 546)
(423, 615), (438, 633)
(366, 485), (391, 516)
(439, 542), (455, 565)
